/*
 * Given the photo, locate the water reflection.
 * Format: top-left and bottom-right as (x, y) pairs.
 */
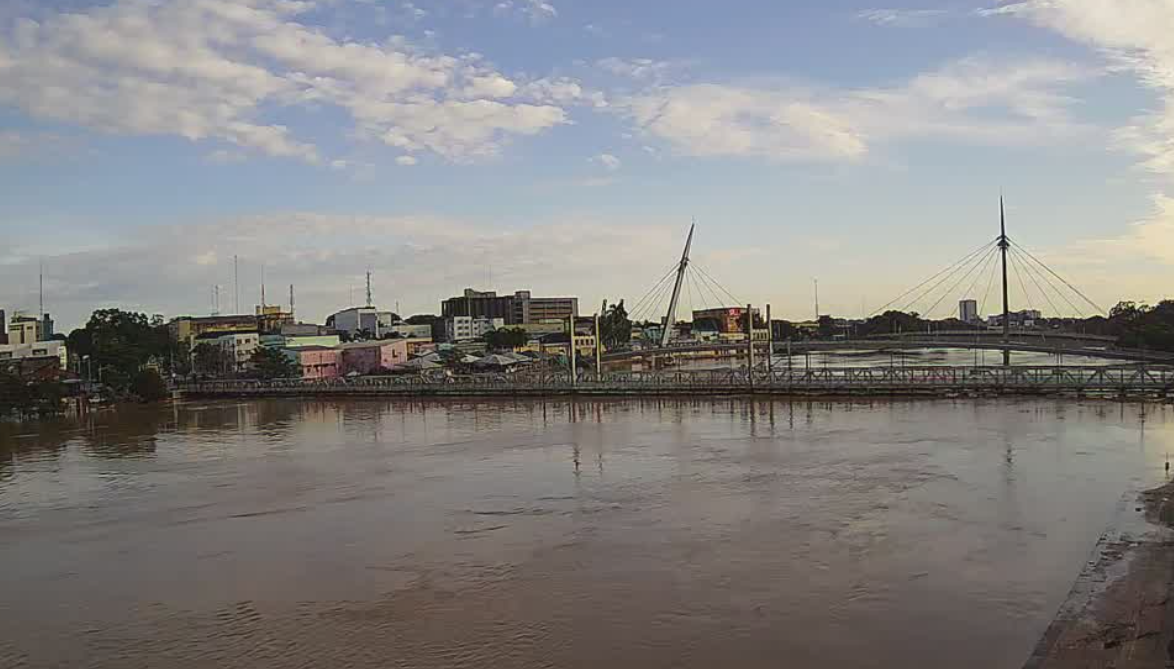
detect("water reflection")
(0, 398), (1171, 669)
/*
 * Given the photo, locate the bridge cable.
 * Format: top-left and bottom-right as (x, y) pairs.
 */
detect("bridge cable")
(691, 265), (729, 313)
(1010, 246), (1085, 317)
(978, 247), (1001, 318)
(1008, 248), (1036, 315)
(630, 275), (677, 323)
(1009, 240), (1105, 315)
(896, 242), (995, 315)
(1010, 247), (1063, 318)
(957, 246), (1001, 317)
(924, 245), (1000, 319)
(628, 264), (683, 322)
(692, 262), (744, 308)
(872, 240), (995, 316)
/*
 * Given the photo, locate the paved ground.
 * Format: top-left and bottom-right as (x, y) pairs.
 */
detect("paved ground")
(1025, 481), (1174, 668)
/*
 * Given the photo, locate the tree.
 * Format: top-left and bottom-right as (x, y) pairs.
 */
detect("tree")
(250, 347), (299, 380)
(600, 301), (632, 350)
(130, 369), (169, 403)
(484, 328), (528, 350)
(193, 343), (230, 377)
(68, 309), (172, 390)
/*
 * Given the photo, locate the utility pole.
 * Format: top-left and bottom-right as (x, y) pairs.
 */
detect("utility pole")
(260, 264), (266, 310)
(660, 223), (695, 349)
(234, 255), (240, 315)
(999, 197), (1011, 367)
(594, 313), (602, 382)
(366, 271), (373, 308)
(568, 315), (577, 387)
(814, 278), (820, 320)
(766, 304), (774, 375)
(746, 304), (755, 386)
(289, 284), (295, 320)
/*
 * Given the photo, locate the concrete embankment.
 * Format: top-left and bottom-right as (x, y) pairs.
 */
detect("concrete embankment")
(1024, 480), (1174, 668)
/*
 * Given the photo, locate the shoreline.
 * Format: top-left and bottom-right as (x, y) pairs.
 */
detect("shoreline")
(1024, 479), (1174, 668)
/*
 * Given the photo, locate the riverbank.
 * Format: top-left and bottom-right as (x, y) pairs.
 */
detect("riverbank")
(1024, 480), (1174, 668)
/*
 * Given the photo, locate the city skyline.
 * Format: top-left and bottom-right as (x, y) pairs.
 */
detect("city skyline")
(2, 0), (1173, 330)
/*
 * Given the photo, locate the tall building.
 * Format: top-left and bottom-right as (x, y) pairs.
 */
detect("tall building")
(0, 309), (6, 345)
(512, 290), (579, 324)
(442, 289), (579, 325)
(8, 313), (42, 345)
(959, 299), (978, 323)
(442, 289), (516, 323)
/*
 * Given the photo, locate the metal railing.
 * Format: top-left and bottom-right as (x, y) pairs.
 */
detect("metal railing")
(178, 365), (1174, 398)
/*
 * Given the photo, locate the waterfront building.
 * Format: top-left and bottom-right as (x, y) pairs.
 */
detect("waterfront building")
(193, 331), (261, 373)
(170, 315), (259, 349)
(337, 340), (411, 375)
(328, 307), (397, 338)
(260, 333), (341, 350)
(283, 346), (341, 380)
(0, 340), (68, 369)
(691, 307), (759, 334)
(445, 316), (504, 342)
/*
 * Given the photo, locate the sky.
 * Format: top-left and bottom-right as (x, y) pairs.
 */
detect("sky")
(2, 0), (1173, 330)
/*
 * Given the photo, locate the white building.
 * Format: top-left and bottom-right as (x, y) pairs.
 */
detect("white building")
(446, 316), (504, 342)
(959, 299), (978, 323)
(216, 332), (261, 373)
(0, 340), (68, 369)
(386, 323), (433, 340)
(329, 307), (398, 338)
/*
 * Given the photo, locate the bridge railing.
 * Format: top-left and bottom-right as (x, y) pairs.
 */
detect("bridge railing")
(178, 365), (1174, 395)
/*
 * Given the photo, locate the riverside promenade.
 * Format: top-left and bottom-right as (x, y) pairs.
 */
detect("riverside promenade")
(179, 365), (1174, 399)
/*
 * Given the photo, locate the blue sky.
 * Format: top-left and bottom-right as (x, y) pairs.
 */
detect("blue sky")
(1, 0), (1173, 329)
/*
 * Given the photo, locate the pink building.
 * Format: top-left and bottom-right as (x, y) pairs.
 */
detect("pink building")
(338, 340), (410, 376)
(284, 346), (341, 380)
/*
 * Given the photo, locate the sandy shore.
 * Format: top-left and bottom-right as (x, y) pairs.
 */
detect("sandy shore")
(1024, 480), (1174, 668)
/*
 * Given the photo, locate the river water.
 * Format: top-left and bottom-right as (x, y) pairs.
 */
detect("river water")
(1, 398), (1171, 669)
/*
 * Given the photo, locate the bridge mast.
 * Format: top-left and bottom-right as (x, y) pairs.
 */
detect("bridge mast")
(660, 223), (695, 349)
(999, 197), (1011, 366)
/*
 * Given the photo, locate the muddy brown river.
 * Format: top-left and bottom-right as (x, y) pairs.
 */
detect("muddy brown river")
(1, 398), (1171, 668)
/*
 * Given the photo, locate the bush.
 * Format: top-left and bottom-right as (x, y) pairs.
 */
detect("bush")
(130, 369), (169, 403)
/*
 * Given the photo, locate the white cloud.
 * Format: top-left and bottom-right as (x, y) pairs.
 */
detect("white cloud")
(985, 0), (1174, 268)
(493, 0), (557, 23)
(0, 0), (575, 164)
(592, 153), (622, 171)
(0, 212), (680, 329)
(856, 8), (950, 27)
(598, 57), (675, 83)
(615, 57), (1097, 162)
(396, 155), (419, 166)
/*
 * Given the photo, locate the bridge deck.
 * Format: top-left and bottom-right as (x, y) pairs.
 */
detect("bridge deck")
(180, 366), (1174, 399)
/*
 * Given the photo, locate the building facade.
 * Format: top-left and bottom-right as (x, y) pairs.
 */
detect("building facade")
(329, 307), (397, 338)
(216, 332), (261, 373)
(260, 334), (341, 350)
(512, 291), (579, 324)
(442, 289), (515, 323)
(283, 346), (341, 380)
(170, 315), (259, 349)
(445, 316), (504, 342)
(692, 307), (758, 334)
(0, 340), (69, 369)
(959, 299), (979, 323)
(338, 340), (411, 375)
(442, 289), (579, 326)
